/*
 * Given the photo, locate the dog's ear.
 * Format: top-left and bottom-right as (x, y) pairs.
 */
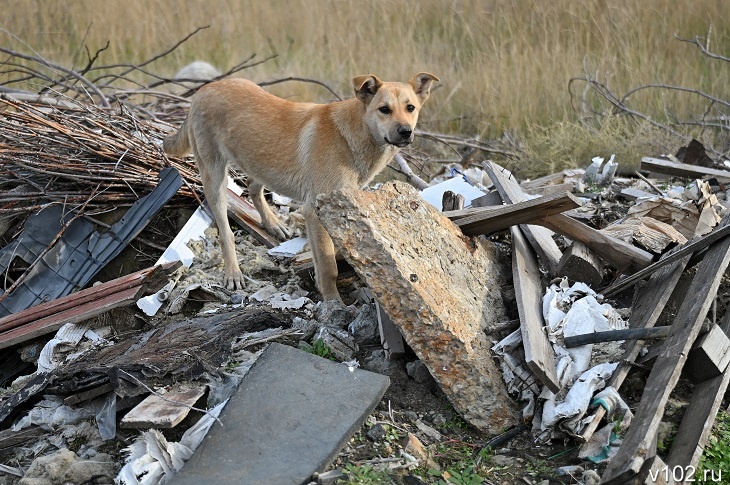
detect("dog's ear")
(409, 72), (440, 103)
(353, 74), (383, 103)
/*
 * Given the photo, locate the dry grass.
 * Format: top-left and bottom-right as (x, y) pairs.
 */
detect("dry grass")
(2, 0), (729, 173)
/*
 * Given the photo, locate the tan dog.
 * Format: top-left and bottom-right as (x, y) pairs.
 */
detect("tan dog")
(163, 72), (439, 301)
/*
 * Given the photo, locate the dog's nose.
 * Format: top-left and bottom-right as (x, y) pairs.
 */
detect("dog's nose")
(397, 125), (413, 139)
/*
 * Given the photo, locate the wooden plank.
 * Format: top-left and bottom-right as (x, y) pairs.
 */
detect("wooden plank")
(602, 214), (730, 297)
(484, 161), (653, 273)
(225, 189), (278, 248)
(537, 212), (653, 273)
(601, 233), (730, 484)
(64, 383), (116, 406)
(641, 156), (730, 182)
(483, 161), (563, 273)
(686, 323), (730, 382)
(0, 286), (142, 349)
(120, 385), (207, 429)
(665, 309), (730, 473)
(446, 191), (582, 235)
(0, 263), (178, 349)
(0, 262), (179, 333)
(0, 425), (44, 451)
(511, 226), (560, 393)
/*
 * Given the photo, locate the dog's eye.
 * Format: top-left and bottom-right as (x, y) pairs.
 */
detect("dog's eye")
(378, 106), (391, 115)
(406, 104), (416, 113)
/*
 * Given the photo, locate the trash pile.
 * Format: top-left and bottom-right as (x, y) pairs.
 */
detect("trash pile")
(2, 46), (730, 484)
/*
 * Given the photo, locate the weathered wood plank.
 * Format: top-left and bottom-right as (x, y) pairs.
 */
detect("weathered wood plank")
(0, 286), (142, 349)
(446, 191), (581, 235)
(686, 323), (730, 382)
(537, 213), (653, 273)
(483, 161), (563, 273)
(641, 156), (730, 182)
(120, 385), (207, 429)
(601, 234), (730, 484)
(225, 189), (278, 248)
(511, 226), (560, 393)
(664, 308), (730, 474)
(0, 262), (179, 334)
(484, 161), (653, 273)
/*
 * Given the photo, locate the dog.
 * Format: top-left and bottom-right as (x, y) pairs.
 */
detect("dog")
(163, 72), (439, 301)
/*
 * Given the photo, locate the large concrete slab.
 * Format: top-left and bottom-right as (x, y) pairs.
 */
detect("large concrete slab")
(171, 342), (389, 485)
(317, 182), (519, 433)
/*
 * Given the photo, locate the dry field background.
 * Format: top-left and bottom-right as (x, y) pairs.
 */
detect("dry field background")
(2, 0), (729, 171)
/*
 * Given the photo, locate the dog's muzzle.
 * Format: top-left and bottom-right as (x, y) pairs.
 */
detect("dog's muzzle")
(385, 125), (414, 147)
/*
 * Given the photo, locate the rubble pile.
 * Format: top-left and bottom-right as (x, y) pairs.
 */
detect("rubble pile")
(2, 48), (730, 484)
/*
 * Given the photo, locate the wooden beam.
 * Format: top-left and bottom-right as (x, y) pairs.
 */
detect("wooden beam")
(225, 189), (278, 248)
(601, 233), (730, 484)
(556, 241), (604, 288)
(641, 156), (730, 182)
(665, 308), (730, 472)
(0, 262), (180, 349)
(483, 161), (653, 273)
(537, 212), (653, 273)
(483, 161), (563, 273)
(446, 191), (581, 235)
(511, 226), (560, 393)
(0, 262), (179, 334)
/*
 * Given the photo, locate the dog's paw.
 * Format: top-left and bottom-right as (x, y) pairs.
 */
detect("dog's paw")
(266, 221), (292, 241)
(223, 270), (246, 291)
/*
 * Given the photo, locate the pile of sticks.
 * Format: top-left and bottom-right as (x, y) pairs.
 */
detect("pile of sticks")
(0, 97), (202, 217)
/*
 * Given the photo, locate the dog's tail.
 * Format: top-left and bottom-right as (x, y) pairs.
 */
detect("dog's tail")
(162, 119), (191, 157)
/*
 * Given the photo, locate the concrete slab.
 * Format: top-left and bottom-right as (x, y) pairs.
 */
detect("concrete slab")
(171, 342), (389, 485)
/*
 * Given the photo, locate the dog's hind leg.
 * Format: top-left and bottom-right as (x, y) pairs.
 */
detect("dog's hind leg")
(303, 203), (341, 301)
(197, 152), (245, 290)
(248, 179), (290, 240)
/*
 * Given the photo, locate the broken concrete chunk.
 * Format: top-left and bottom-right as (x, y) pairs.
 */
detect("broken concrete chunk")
(347, 303), (379, 345)
(314, 326), (358, 361)
(316, 181), (518, 433)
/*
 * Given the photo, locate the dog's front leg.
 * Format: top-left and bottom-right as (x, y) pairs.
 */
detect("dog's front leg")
(304, 203), (341, 301)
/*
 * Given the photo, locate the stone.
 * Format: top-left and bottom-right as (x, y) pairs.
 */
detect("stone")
(316, 182), (518, 433)
(366, 423), (386, 442)
(363, 349), (390, 374)
(19, 448), (115, 485)
(314, 326), (358, 361)
(347, 303), (379, 345)
(315, 299), (358, 329)
(406, 360), (433, 384)
(317, 468), (346, 485)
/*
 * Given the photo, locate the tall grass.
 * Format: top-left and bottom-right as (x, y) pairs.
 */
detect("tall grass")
(2, 0), (729, 141)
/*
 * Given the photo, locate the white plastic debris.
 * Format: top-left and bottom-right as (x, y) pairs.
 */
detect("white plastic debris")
(540, 362), (618, 440)
(37, 322), (108, 373)
(420, 174), (486, 210)
(267, 236), (308, 258)
(116, 400), (227, 485)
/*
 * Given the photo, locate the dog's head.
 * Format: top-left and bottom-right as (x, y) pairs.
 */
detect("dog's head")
(353, 72), (439, 148)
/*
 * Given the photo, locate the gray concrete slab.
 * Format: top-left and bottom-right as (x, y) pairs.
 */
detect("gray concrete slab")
(171, 342), (389, 485)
